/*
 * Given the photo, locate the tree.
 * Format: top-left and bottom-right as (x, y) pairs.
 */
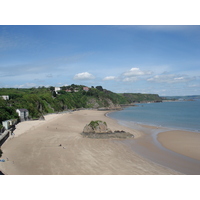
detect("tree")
(49, 86), (55, 92)
(60, 86), (67, 90)
(52, 91), (57, 97)
(96, 86), (103, 91)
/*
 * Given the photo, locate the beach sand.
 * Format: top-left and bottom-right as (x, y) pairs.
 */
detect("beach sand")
(158, 130), (200, 161)
(0, 110), (181, 175)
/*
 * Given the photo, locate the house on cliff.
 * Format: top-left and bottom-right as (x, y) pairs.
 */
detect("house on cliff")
(55, 87), (61, 94)
(83, 87), (90, 91)
(16, 109), (29, 121)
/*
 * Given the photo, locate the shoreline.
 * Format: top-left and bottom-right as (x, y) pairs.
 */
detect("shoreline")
(106, 111), (200, 174)
(157, 130), (200, 161)
(0, 109), (181, 175)
(107, 109), (200, 159)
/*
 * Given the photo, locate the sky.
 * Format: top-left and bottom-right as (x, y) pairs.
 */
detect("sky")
(0, 25), (200, 96)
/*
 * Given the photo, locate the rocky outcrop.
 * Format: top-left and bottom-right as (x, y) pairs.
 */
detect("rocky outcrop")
(86, 98), (100, 109)
(86, 98), (122, 110)
(83, 120), (112, 134)
(82, 120), (134, 139)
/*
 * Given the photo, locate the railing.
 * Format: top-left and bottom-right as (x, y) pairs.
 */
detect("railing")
(0, 130), (10, 146)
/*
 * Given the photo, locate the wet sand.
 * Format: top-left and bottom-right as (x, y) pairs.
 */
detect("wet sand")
(0, 110), (180, 175)
(158, 130), (200, 161)
(116, 120), (200, 175)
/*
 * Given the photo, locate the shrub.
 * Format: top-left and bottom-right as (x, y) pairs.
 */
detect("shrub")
(89, 120), (107, 129)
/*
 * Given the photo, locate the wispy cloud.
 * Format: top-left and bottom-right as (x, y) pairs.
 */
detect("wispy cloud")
(188, 84), (200, 88)
(123, 67), (152, 77)
(101, 67), (153, 83)
(46, 74), (53, 78)
(147, 73), (196, 83)
(120, 67), (152, 82)
(122, 77), (138, 82)
(0, 52), (93, 79)
(103, 76), (116, 81)
(0, 26), (40, 52)
(14, 82), (37, 88)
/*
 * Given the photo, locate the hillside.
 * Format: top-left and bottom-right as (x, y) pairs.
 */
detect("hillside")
(161, 95), (200, 100)
(0, 85), (163, 125)
(119, 93), (162, 103)
(0, 85), (127, 123)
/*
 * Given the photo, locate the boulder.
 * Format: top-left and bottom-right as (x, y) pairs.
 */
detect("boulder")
(82, 120), (134, 139)
(83, 124), (95, 133)
(83, 120), (112, 134)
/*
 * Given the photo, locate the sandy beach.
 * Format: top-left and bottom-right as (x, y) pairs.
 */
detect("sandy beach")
(0, 110), (200, 175)
(0, 109), (183, 175)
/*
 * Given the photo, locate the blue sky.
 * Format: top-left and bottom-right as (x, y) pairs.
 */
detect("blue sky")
(0, 25), (200, 96)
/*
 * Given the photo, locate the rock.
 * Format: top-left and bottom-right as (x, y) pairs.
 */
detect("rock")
(39, 115), (45, 120)
(83, 120), (111, 134)
(83, 124), (95, 133)
(82, 120), (134, 139)
(114, 130), (126, 133)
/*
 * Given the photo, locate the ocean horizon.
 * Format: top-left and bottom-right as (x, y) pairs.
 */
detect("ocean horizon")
(108, 100), (200, 132)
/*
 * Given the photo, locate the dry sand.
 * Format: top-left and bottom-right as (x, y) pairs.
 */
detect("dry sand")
(0, 110), (181, 175)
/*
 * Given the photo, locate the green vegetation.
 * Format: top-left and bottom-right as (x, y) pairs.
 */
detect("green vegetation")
(161, 95), (200, 100)
(0, 85), (163, 126)
(120, 93), (162, 103)
(0, 97), (19, 122)
(0, 85), (126, 123)
(89, 120), (107, 129)
(0, 124), (3, 130)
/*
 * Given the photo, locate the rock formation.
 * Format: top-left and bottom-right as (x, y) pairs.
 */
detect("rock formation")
(82, 120), (134, 139)
(83, 120), (112, 134)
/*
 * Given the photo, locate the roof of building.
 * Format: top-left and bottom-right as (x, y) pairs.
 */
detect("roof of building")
(17, 109), (28, 112)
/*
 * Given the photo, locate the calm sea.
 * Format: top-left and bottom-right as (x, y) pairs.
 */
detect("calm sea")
(108, 100), (200, 132)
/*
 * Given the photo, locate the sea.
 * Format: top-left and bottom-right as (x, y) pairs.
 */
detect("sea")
(108, 100), (200, 174)
(108, 100), (200, 132)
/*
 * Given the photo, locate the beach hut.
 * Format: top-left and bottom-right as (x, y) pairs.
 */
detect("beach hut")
(2, 119), (17, 130)
(16, 109), (29, 121)
(2, 120), (11, 130)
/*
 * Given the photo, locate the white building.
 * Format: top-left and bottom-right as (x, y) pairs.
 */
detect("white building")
(2, 120), (11, 130)
(55, 87), (61, 94)
(2, 119), (18, 130)
(16, 109), (29, 121)
(1, 95), (9, 100)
